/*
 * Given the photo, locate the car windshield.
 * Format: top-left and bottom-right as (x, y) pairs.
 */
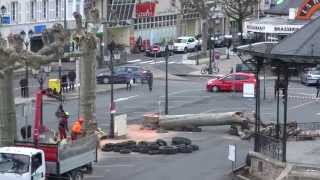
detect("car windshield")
(0, 153), (30, 174)
(176, 39), (188, 43)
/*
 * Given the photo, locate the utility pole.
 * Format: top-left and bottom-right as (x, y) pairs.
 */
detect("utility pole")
(108, 41), (116, 138)
(165, 45), (169, 115)
(208, 32), (213, 74)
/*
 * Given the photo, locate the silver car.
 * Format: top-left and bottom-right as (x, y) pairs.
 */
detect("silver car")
(300, 68), (320, 85)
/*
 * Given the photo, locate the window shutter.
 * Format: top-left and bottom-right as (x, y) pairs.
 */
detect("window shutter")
(25, 1), (30, 23)
(17, 2), (22, 23)
(49, 0), (55, 20)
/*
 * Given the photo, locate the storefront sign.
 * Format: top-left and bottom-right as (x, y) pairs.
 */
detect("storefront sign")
(296, 0), (320, 20)
(246, 23), (303, 34)
(34, 25), (46, 33)
(136, 2), (156, 17)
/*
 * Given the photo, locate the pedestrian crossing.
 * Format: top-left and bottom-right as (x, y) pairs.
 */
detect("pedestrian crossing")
(127, 59), (182, 65)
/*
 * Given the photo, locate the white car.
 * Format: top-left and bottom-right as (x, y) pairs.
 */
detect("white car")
(173, 36), (199, 53)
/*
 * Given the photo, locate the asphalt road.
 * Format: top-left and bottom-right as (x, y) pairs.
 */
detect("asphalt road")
(14, 75), (320, 180)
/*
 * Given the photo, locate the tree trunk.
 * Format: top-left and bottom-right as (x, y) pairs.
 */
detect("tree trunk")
(159, 112), (243, 129)
(0, 70), (16, 146)
(201, 19), (208, 55)
(237, 19), (243, 43)
(79, 47), (97, 134)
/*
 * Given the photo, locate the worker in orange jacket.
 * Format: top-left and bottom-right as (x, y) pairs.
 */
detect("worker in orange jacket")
(71, 117), (84, 140)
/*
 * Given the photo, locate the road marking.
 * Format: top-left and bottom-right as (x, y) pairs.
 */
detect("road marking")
(316, 113), (320, 116)
(115, 95), (139, 102)
(289, 101), (316, 110)
(168, 62), (176, 64)
(127, 59), (142, 63)
(139, 60), (154, 64)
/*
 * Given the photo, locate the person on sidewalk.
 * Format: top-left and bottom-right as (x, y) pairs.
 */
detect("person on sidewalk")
(68, 70), (76, 91)
(71, 117), (84, 140)
(316, 79), (320, 98)
(59, 112), (69, 140)
(147, 72), (153, 92)
(126, 69), (133, 90)
(19, 78), (28, 97)
(61, 74), (68, 93)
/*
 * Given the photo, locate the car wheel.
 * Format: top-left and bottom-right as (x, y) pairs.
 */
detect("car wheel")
(212, 86), (219, 92)
(103, 78), (109, 84)
(184, 47), (188, 53)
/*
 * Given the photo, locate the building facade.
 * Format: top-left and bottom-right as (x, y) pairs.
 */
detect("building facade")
(0, 0), (85, 50)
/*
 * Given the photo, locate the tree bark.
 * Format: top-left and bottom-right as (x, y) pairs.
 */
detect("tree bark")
(159, 112), (243, 129)
(0, 70), (16, 146)
(201, 19), (208, 55)
(79, 39), (97, 134)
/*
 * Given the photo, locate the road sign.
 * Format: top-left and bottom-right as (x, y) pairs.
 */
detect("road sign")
(110, 102), (116, 114)
(243, 83), (255, 98)
(228, 144), (236, 162)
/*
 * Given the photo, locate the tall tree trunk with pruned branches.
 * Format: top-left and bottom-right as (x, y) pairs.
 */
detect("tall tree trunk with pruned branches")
(224, 0), (257, 42)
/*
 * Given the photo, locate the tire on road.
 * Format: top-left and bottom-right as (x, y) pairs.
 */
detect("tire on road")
(148, 150), (160, 155)
(172, 137), (192, 146)
(159, 146), (178, 155)
(101, 143), (113, 152)
(156, 139), (167, 146)
(190, 144), (199, 151)
(119, 149), (131, 154)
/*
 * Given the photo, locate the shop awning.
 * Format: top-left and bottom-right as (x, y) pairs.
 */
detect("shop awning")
(238, 16), (320, 64)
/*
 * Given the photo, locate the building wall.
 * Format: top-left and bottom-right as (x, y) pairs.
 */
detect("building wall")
(0, 0), (84, 38)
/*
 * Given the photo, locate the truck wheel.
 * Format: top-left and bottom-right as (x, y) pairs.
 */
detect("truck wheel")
(73, 171), (83, 180)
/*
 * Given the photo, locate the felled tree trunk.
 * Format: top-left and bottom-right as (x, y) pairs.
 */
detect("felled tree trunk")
(0, 70), (16, 146)
(159, 112), (243, 129)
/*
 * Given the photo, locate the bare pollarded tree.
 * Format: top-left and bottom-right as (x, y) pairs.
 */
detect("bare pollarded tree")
(0, 25), (66, 146)
(224, 0), (258, 41)
(190, 0), (220, 55)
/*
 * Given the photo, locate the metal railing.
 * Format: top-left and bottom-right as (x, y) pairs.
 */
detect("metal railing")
(259, 134), (282, 160)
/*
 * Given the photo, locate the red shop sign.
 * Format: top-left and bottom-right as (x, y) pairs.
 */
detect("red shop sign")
(136, 2), (156, 17)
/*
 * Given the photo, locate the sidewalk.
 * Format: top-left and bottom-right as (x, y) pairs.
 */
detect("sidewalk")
(177, 54), (241, 77)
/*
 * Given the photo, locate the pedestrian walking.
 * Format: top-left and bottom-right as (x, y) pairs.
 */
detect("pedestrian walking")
(61, 74), (68, 93)
(126, 69), (133, 90)
(147, 72), (153, 92)
(68, 70), (76, 91)
(59, 112), (69, 140)
(316, 79), (320, 98)
(19, 78), (28, 97)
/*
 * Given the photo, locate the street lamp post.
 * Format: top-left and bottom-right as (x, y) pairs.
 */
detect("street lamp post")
(165, 45), (169, 115)
(20, 30), (34, 98)
(108, 41), (116, 138)
(208, 32), (213, 74)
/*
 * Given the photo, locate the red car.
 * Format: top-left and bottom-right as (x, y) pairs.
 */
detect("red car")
(206, 72), (256, 92)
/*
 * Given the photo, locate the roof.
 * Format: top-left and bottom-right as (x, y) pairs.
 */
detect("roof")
(265, 0), (303, 15)
(237, 16), (320, 64)
(271, 16), (320, 60)
(0, 147), (40, 156)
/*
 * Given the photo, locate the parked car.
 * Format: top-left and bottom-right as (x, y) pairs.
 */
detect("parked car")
(173, 36), (200, 53)
(300, 68), (320, 85)
(97, 66), (152, 84)
(145, 43), (173, 57)
(197, 33), (229, 49)
(234, 63), (256, 73)
(206, 72), (256, 92)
